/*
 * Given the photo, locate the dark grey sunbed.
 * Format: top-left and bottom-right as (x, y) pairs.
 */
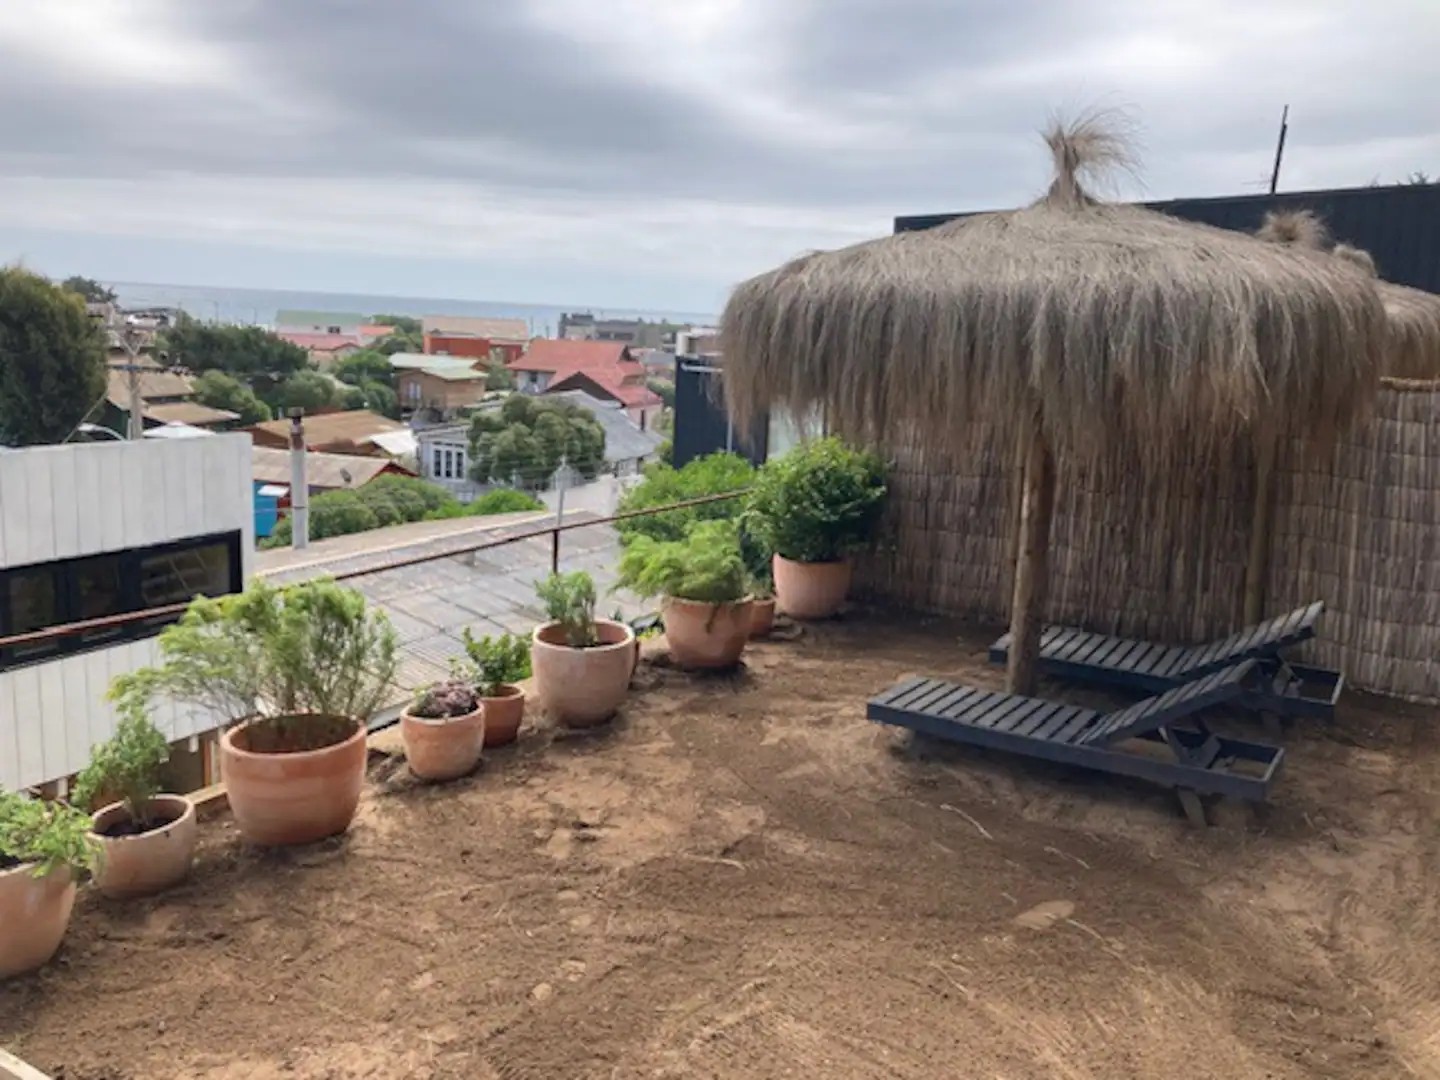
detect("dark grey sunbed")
(868, 661), (1283, 824)
(988, 602), (1342, 722)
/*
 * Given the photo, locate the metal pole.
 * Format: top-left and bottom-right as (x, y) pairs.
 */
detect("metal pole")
(1269, 104), (1289, 196)
(552, 457), (568, 572)
(289, 409), (309, 549)
(122, 329), (145, 440)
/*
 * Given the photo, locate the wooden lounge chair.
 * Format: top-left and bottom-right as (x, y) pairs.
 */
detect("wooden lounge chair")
(987, 601), (1342, 722)
(868, 661), (1283, 824)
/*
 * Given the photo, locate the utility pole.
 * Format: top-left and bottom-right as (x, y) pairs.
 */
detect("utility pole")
(113, 326), (147, 439)
(1269, 104), (1289, 196)
(289, 409), (310, 549)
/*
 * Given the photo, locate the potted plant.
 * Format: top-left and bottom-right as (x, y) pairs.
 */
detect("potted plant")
(740, 515), (776, 637)
(400, 680), (484, 781)
(73, 713), (197, 899)
(459, 630), (531, 747)
(531, 572), (634, 728)
(110, 579), (398, 847)
(616, 521), (753, 669)
(746, 437), (887, 619)
(0, 792), (99, 979)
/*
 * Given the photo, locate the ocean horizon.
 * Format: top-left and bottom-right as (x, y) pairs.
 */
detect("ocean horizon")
(108, 280), (718, 336)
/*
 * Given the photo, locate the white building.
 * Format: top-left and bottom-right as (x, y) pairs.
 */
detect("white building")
(0, 436), (254, 792)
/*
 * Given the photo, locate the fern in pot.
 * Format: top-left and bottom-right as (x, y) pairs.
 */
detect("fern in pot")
(530, 572), (634, 729)
(617, 520), (753, 669)
(0, 792), (99, 979)
(746, 437), (887, 619)
(459, 630), (531, 747)
(73, 712), (197, 899)
(400, 679), (484, 782)
(110, 579), (397, 847)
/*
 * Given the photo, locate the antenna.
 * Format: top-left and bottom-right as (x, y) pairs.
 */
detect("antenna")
(1269, 104), (1289, 195)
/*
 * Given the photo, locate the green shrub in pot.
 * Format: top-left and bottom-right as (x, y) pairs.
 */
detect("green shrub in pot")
(530, 572), (633, 728)
(745, 438), (887, 619)
(456, 630), (532, 747)
(0, 791), (99, 978)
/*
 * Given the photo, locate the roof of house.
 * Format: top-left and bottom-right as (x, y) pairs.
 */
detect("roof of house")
(143, 402), (240, 427)
(547, 370), (662, 409)
(276, 331), (364, 352)
(143, 422), (215, 440)
(358, 324), (394, 340)
(275, 309), (366, 329)
(422, 315), (530, 341)
(251, 446), (412, 489)
(247, 410), (406, 451)
(511, 339), (635, 373)
(105, 366), (194, 408)
(389, 354), (489, 381)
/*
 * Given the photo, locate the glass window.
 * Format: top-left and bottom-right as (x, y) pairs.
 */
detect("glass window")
(432, 446), (443, 477)
(72, 554), (127, 648)
(140, 541), (232, 609)
(6, 569), (59, 663)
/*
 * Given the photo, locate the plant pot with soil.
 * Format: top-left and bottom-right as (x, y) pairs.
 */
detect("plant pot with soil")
(531, 572), (634, 729)
(746, 437), (887, 620)
(73, 713), (196, 899)
(110, 579), (398, 848)
(0, 792), (99, 980)
(617, 520), (753, 670)
(458, 630), (531, 747)
(401, 680), (485, 781)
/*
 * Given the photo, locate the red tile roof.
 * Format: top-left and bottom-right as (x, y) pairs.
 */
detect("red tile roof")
(547, 370), (662, 409)
(277, 332), (364, 352)
(511, 339), (635, 373)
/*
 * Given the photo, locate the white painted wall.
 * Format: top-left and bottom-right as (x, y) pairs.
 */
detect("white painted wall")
(0, 435), (254, 791)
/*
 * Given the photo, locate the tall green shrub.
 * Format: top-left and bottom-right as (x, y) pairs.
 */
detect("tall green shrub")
(746, 438), (886, 563)
(616, 452), (754, 544)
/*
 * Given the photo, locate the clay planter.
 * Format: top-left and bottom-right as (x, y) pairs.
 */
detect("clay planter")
(749, 597), (777, 638)
(401, 704), (486, 781)
(480, 686), (526, 747)
(90, 794), (197, 899)
(220, 715), (367, 846)
(531, 618), (634, 729)
(663, 596), (754, 669)
(773, 554), (852, 620)
(0, 862), (76, 980)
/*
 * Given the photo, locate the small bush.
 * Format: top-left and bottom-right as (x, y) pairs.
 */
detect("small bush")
(616, 520), (747, 604)
(72, 714), (171, 826)
(458, 630), (531, 696)
(746, 438), (886, 563)
(469, 489), (544, 515)
(536, 572), (597, 648)
(0, 792), (100, 877)
(616, 452), (753, 545)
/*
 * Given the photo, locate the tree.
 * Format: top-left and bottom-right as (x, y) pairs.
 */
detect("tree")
(333, 349), (396, 388)
(467, 395), (605, 487)
(60, 276), (116, 304)
(369, 314), (421, 335)
(484, 361), (514, 391)
(275, 370), (343, 413)
(0, 267), (107, 445)
(160, 314), (308, 380)
(192, 370), (272, 425)
(646, 377), (675, 408)
(355, 380), (399, 418)
(369, 313), (423, 355)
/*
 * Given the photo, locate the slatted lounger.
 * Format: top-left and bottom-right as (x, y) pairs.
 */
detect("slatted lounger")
(987, 601), (1343, 721)
(868, 661), (1283, 824)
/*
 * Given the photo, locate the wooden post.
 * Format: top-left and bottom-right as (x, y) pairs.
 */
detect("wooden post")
(1243, 432), (1277, 625)
(1006, 423), (1056, 696)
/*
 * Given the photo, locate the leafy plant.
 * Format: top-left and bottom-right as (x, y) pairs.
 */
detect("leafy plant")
(746, 438), (887, 563)
(615, 452), (754, 544)
(108, 579), (399, 750)
(410, 679), (478, 719)
(458, 630), (531, 696)
(72, 714), (171, 827)
(468, 488), (544, 515)
(616, 520), (747, 604)
(535, 572), (598, 648)
(738, 511), (774, 597)
(0, 791), (100, 878)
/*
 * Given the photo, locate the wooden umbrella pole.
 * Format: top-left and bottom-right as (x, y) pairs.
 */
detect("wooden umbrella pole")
(1006, 422), (1057, 695)
(1243, 431), (1277, 625)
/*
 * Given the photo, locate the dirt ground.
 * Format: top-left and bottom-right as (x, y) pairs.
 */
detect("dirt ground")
(4, 612), (1440, 1079)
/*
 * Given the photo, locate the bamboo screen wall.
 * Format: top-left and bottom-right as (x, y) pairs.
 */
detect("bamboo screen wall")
(855, 381), (1440, 702)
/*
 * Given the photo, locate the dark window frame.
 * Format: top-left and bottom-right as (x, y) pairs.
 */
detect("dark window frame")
(0, 530), (243, 672)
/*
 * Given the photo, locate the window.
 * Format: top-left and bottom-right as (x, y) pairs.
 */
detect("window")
(0, 531), (243, 672)
(432, 446), (443, 478)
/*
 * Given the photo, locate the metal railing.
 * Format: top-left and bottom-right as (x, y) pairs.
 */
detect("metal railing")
(0, 490), (747, 652)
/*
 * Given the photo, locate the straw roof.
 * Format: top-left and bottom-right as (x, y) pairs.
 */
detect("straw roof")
(1258, 211), (1440, 380)
(721, 118), (1389, 463)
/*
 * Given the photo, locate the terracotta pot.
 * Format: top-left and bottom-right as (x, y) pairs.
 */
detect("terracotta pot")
(90, 794), (197, 899)
(220, 716), (367, 846)
(531, 618), (634, 728)
(480, 685), (526, 747)
(773, 554), (852, 619)
(0, 862), (76, 980)
(749, 597), (777, 638)
(663, 596), (754, 669)
(401, 704), (486, 781)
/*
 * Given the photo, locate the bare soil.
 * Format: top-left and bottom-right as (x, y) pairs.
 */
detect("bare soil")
(4, 612), (1439, 1079)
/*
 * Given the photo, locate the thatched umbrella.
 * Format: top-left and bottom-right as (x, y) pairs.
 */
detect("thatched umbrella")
(721, 118), (1389, 694)
(1258, 210), (1440, 380)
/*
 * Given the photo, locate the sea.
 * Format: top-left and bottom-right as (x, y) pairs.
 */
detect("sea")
(108, 281), (718, 336)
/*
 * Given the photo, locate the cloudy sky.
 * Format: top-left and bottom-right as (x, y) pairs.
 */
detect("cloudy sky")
(0, 0), (1435, 314)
